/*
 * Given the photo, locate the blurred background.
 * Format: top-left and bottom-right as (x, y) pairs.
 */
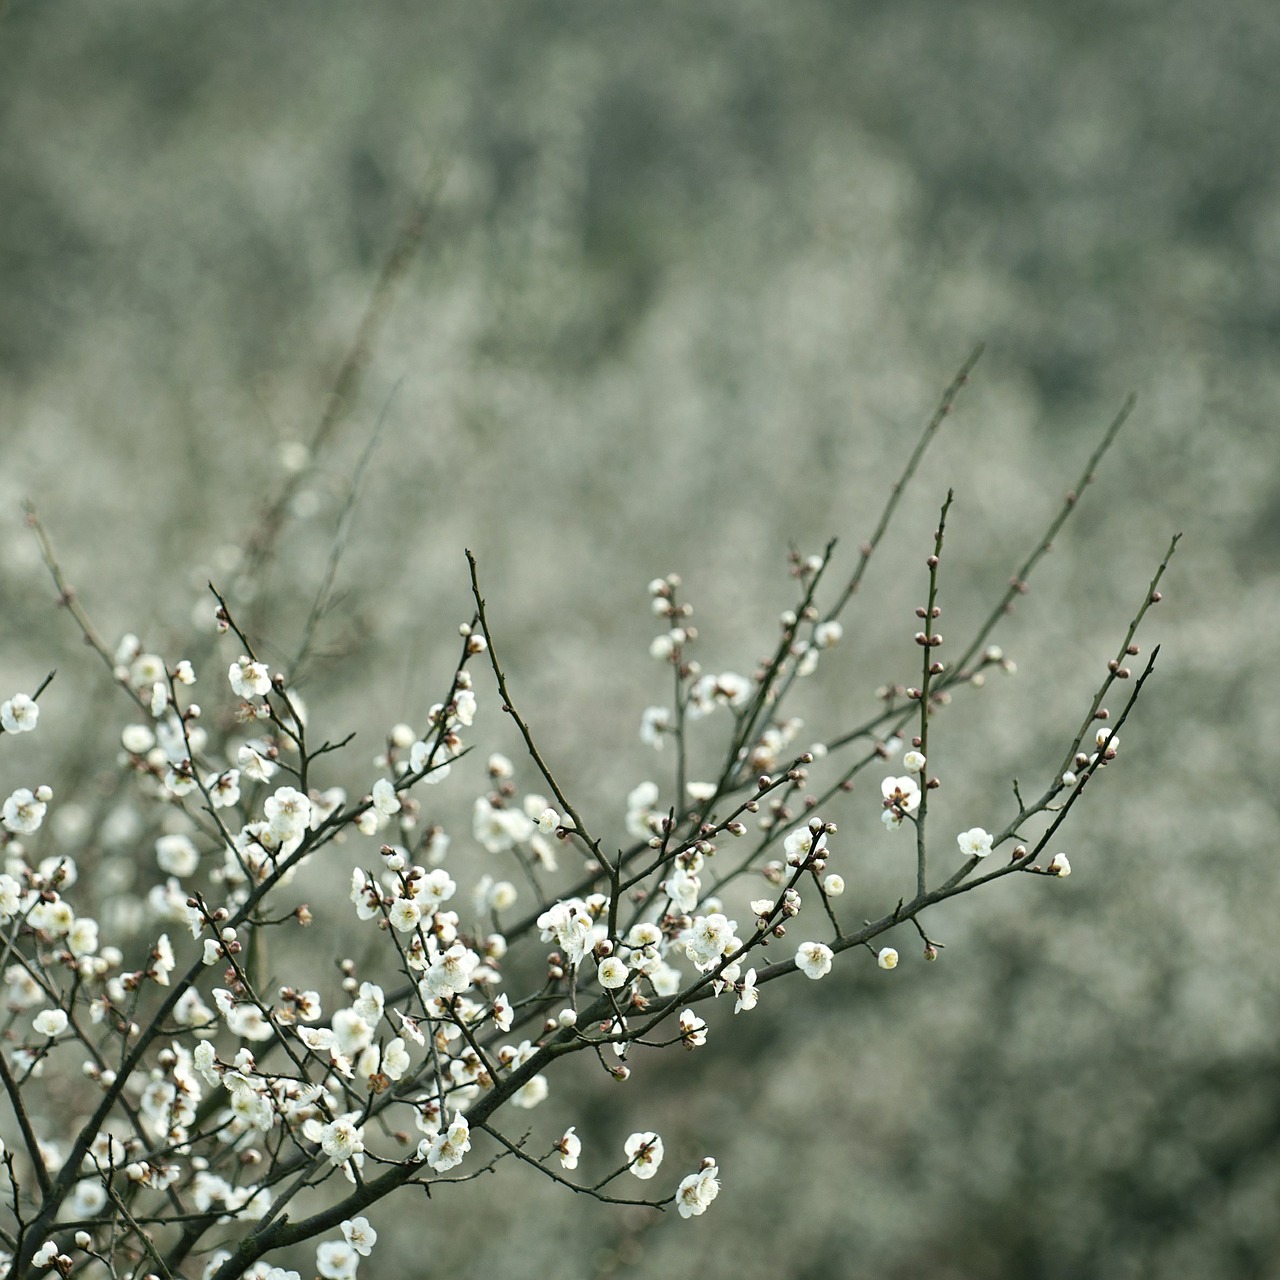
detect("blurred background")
(1, 1), (1277, 1276)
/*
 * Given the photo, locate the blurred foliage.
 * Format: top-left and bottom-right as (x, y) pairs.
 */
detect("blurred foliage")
(2, 0), (1277, 1276)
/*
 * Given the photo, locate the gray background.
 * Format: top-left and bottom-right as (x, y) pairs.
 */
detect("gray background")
(1, 2), (1276, 1277)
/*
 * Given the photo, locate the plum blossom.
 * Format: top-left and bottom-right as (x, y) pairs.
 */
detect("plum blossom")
(1, 694), (39, 734)
(421, 944), (479, 999)
(229, 658), (271, 699)
(350, 868), (383, 921)
(473, 797), (534, 852)
(734, 968), (759, 1014)
(238, 742), (277, 782)
(3, 787), (48, 835)
(537, 899), (595, 967)
(156, 833), (200, 877)
(676, 1159), (721, 1218)
(687, 672), (751, 718)
(207, 769), (241, 810)
(264, 787), (311, 841)
(881, 776), (921, 816)
(0, 875), (23, 922)
(624, 781), (662, 839)
(957, 827), (994, 858)
(318, 1114), (366, 1166)
(796, 941), (833, 980)
(625, 1131), (664, 1179)
(683, 913), (738, 971)
(639, 705), (672, 749)
(423, 1113), (470, 1172)
(492, 992), (513, 1032)
(813, 620), (843, 649)
(453, 689), (476, 727)
(371, 778), (400, 817)
(315, 1240), (359, 1280)
(33, 1009), (67, 1037)
(150, 934), (176, 985)
(678, 1009), (708, 1048)
(341, 1217), (377, 1257)
(664, 865), (700, 913)
(783, 824), (822, 867)
(388, 897), (421, 933)
(556, 1126), (582, 1169)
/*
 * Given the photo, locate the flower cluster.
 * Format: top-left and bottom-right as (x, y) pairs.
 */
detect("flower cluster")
(0, 368), (1168, 1278)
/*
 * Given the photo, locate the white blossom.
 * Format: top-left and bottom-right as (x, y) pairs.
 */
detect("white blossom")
(453, 689), (476, 727)
(388, 897), (422, 933)
(238, 742), (277, 782)
(676, 1159), (721, 1218)
(881, 776), (921, 816)
(625, 1131), (664, 1179)
(796, 941), (833, 980)
(492, 992), (513, 1032)
(207, 769), (241, 810)
(315, 1240), (359, 1280)
(557, 1126), (582, 1169)
(683, 913), (738, 971)
(473, 797), (533, 852)
(33, 1009), (68, 1037)
(537, 899), (595, 967)
(264, 787), (311, 840)
(151, 934), (176, 985)
(1, 694), (39, 734)
(3, 788), (48, 835)
(813, 620), (843, 649)
(424, 1113), (470, 1172)
(372, 778), (400, 817)
(665, 865), (701, 913)
(678, 1008), (708, 1048)
(130, 652), (166, 687)
(341, 1217), (377, 1257)
(957, 827), (994, 859)
(156, 833), (200, 877)
(878, 947), (899, 970)
(229, 658), (271, 699)
(639, 705), (672, 749)
(421, 944), (479, 999)
(0, 875), (23, 923)
(121, 723), (155, 753)
(783, 825), (818, 866)
(688, 671), (751, 717)
(318, 1114), (365, 1166)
